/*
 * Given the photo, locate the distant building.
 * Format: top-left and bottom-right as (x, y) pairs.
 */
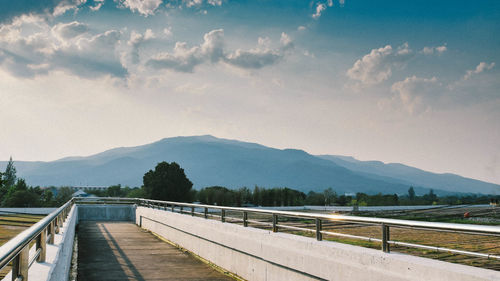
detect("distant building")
(71, 186), (108, 191)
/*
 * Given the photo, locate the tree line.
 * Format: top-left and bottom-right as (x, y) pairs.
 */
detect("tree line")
(122, 161), (500, 207)
(2, 159), (499, 207)
(0, 157), (73, 207)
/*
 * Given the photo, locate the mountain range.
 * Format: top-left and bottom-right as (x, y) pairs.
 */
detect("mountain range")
(1, 135), (499, 195)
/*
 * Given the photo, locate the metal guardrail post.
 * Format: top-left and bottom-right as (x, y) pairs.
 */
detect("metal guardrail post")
(221, 209), (225, 222)
(36, 227), (47, 262)
(180, 206), (184, 214)
(316, 218), (322, 241)
(382, 224), (390, 253)
(272, 214), (278, 232)
(204, 207), (208, 219)
(171, 205), (174, 212)
(191, 207), (194, 216)
(54, 216), (60, 234)
(12, 246), (29, 281)
(49, 221), (55, 244)
(243, 211), (248, 227)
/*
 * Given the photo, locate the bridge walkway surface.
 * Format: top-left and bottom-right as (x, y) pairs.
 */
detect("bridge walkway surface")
(77, 221), (235, 281)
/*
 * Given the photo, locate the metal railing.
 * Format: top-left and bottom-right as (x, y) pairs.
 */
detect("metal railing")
(4, 196), (494, 279)
(0, 199), (74, 281)
(129, 198), (500, 260)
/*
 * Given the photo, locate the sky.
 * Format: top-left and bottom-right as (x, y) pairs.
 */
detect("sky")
(0, 0), (499, 184)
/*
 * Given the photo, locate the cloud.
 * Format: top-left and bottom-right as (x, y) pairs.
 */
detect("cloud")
(163, 27), (173, 37)
(52, 30), (128, 78)
(147, 29), (293, 72)
(90, 0), (105, 11)
(0, 0), (87, 23)
(463, 62), (495, 80)
(118, 0), (163, 16)
(421, 45), (447, 55)
(146, 29), (223, 72)
(346, 43), (413, 85)
(312, 3), (326, 19)
(390, 75), (439, 114)
(128, 29), (155, 64)
(225, 33), (292, 69)
(0, 17), (127, 78)
(297, 26), (306, 31)
(52, 21), (89, 40)
(207, 0), (222, 6)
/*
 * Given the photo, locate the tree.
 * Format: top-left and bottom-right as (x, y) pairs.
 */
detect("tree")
(55, 187), (74, 205)
(127, 188), (146, 198)
(143, 162), (193, 202)
(3, 157), (17, 187)
(107, 184), (122, 197)
(408, 186), (415, 200)
(323, 187), (337, 206)
(2, 190), (39, 207)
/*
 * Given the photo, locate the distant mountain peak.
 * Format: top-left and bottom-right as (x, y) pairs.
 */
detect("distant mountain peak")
(1, 135), (499, 195)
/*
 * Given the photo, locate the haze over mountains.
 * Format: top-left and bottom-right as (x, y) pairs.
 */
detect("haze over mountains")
(1, 136), (499, 195)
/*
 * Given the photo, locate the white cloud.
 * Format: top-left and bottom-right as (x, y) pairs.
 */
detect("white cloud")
(390, 75), (438, 114)
(184, 0), (203, 8)
(297, 26), (306, 31)
(52, 30), (127, 78)
(422, 44), (447, 55)
(312, 3), (326, 19)
(90, 0), (105, 11)
(0, 0), (87, 22)
(147, 29), (222, 72)
(279, 32), (293, 49)
(118, 0), (163, 16)
(128, 29), (155, 64)
(207, 0), (222, 6)
(163, 27), (173, 37)
(346, 43), (413, 85)
(0, 17), (127, 78)
(52, 21), (89, 41)
(463, 62), (495, 80)
(147, 29), (293, 72)
(327, 0), (333, 7)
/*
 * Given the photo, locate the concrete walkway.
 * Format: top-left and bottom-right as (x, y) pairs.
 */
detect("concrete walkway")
(77, 221), (235, 281)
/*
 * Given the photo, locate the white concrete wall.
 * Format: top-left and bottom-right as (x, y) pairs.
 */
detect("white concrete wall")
(1, 205), (78, 281)
(78, 204), (136, 221)
(136, 207), (500, 281)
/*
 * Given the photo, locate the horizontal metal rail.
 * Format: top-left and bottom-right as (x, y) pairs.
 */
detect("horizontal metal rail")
(73, 197), (500, 261)
(131, 198), (500, 235)
(0, 199), (74, 280)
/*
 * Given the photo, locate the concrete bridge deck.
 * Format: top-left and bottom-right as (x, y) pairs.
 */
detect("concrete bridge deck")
(77, 221), (234, 281)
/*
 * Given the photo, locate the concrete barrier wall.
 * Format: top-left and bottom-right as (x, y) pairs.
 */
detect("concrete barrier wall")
(48, 205), (78, 281)
(1, 205), (78, 281)
(78, 204), (136, 221)
(136, 207), (500, 281)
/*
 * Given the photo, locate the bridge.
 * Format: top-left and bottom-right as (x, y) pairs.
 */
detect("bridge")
(1, 198), (499, 281)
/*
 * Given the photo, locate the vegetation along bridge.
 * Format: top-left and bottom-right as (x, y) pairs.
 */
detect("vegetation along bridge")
(1, 197), (500, 281)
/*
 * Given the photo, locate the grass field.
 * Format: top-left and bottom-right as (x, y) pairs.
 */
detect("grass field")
(0, 213), (44, 278)
(0, 213), (44, 246)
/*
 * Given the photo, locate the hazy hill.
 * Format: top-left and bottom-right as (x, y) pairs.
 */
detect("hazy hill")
(1, 135), (498, 195)
(318, 155), (500, 195)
